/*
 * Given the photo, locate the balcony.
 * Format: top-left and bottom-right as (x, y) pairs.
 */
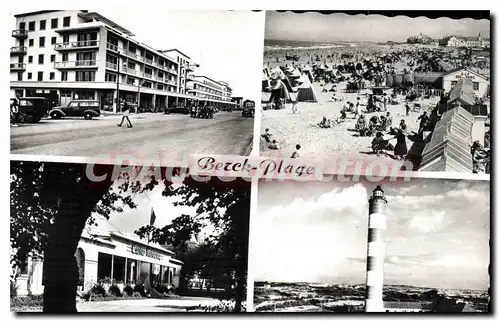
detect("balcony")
(106, 62), (117, 70)
(122, 67), (137, 75)
(10, 46), (27, 55)
(54, 60), (98, 69)
(106, 43), (119, 52)
(142, 73), (153, 80)
(10, 63), (26, 71)
(54, 40), (100, 51)
(12, 30), (28, 38)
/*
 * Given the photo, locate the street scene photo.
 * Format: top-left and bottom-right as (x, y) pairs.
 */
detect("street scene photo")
(261, 12), (490, 174)
(252, 178), (490, 312)
(10, 10), (263, 160)
(10, 161), (250, 312)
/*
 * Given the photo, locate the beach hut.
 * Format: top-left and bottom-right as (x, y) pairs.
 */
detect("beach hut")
(419, 106), (474, 173)
(295, 75), (318, 103)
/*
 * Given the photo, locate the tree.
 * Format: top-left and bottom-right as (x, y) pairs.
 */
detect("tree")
(135, 176), (250, 312)
(10, 161), (148, 312)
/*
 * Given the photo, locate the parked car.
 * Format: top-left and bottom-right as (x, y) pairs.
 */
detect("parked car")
(242, 100), (255, 117)
(11, 97), (51, 123)
(50, 100), (101, 120)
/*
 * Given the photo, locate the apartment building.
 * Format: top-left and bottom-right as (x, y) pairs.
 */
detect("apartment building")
(188, 75), (236, 109)
(10, 10), (236, 112)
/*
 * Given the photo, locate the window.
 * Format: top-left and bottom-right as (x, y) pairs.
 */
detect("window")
(51, 18), (58, 29)
(451, 81), (458, 86)
(28, 56), (33, 63)
(105, 73), (117, 82)
(38, 54), (44, 64)
(37, 72), (43, 81)
(76, 71), (95, 82)
(63, 16), (71, 27)
(28, 21), (35, 31)
(63, 35), (69, 43)
(40, 20), (46, 30)
(17, 72), (23, 81)
(473, 82), (479, 91)
(62, 53), (68, 62)
(61, 71), (68, 81)
(50, 72), (55, 80)
(29, 39), (34, 47)
(50, 54), (56, 62)
(127, 77), (135, 85)
(27, 72), (32, 80)
(39, 37), (45, 47)
(51, 37), (57, 45)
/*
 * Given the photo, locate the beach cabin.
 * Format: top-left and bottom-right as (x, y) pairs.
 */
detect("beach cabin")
(441, 67), (489, 98)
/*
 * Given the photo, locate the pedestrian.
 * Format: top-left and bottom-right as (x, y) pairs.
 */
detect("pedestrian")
(371, 132), (385, 156)
(10, 98), (19, 127)
(405, 102), (411, 117)
(355, 97), (361, 118)
(291, 144), (301, 158)
(417, 111), (429, 137)
(117, 99), (133, 128)
(385, 112), (392, 130)
(393, 128), (408, 160)
(383, 93), (388, 112)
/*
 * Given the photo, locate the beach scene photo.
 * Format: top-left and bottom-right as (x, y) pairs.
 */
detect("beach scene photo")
(261, 12), (490, 174)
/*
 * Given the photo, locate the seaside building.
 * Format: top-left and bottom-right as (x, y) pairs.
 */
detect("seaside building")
(442, 33), (490, 49)
(187, 75), (236, 109)
(15, 226), (183, 296)
(441, 68), (489, 98)
(231, 96), (244, 110)
(10, 10), (236, 112)
(365, 186), (387, 313)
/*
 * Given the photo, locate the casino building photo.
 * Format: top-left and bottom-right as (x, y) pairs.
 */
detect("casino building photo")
(16, 227), (183, 297)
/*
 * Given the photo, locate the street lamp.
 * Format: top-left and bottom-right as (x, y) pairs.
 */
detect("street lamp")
(137, 79), (144, 114)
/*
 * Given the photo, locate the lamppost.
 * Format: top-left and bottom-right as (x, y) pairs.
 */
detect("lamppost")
(137, 78), (144, 114)
(116, 52), (127, 113)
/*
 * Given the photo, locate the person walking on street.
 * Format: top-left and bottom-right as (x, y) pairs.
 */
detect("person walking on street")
(10, 98), (19, 127)
(117, 99), (133, 128)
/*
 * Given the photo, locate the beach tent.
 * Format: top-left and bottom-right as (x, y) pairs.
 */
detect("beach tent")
(266, 79), (291, 104)
(295, 74), (318, 103)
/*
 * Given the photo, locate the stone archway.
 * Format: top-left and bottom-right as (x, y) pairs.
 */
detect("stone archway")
(74, 248), (85, 288)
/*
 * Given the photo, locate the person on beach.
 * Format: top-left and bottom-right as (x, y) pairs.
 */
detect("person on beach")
(291, 144), (301, 158)
(393, 128), (408, 160)
(268, 139), (280, 150)
(417, 111), (429, 137)
(383, 93), (388, 112)
(261, 128), (272, 143)
(117, 99), (133, 128)
(371, 132), (386, 156)
(385, 112), (393, 130)
(355, 97), (361, 118)
(405, 102), (411, 116)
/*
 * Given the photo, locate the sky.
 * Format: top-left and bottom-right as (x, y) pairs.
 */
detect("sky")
(11, 10), (265, 99)
(90, 180), (213, 243)
(265, 12), (491, 43)
(253, 178), (490, 291)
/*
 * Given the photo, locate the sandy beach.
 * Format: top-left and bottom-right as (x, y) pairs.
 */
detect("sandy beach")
(261, 80), (439, 169)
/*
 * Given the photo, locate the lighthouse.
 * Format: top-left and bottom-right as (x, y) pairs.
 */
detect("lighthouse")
(365, 185), (388, 312)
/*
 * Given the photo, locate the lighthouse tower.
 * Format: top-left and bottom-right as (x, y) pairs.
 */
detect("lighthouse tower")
(365, 185), (388, 312)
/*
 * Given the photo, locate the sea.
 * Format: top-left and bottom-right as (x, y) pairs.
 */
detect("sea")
(264, 39), (357, 52)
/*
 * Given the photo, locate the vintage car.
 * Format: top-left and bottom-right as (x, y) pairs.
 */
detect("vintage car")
(11, 97), (51, 123)
(242, 100), (255, 117)
(49, 100), (101, 120)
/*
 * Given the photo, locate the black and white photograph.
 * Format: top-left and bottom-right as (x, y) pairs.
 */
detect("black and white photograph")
(10, 161), (250, 312)
(260, 11), (490, 174)
(252, 177), (490, 312)
(9, 10), (263, 160)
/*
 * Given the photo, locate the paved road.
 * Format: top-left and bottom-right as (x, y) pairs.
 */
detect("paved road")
(11, 113), (254, 162)
(76, 297), (221, 312)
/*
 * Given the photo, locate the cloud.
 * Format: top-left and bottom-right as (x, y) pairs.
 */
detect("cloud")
(408, 210), (446, 233)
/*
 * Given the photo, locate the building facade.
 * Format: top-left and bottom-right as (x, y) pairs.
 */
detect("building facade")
(10, 10), (236, 112)
(445, 34), (490, 49)
(441, 68), (489, 98)
(188, 75), (236, 109)
(15, 229), (183, 296)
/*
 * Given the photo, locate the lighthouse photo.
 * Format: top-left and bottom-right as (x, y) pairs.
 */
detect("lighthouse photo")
(252, 178), (490, 313)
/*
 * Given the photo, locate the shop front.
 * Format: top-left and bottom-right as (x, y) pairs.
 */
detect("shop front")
(15, 231), (183, 296)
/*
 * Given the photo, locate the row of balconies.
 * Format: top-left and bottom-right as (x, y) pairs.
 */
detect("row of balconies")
(105, 62), (177, 86)
(54, 40), (99, 51)
(106, 43), (178, 75)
